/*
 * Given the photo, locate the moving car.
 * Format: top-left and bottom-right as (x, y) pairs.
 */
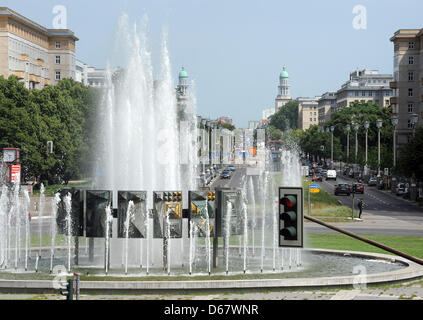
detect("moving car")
(395, 183), (406, 196)
(353, 183), (365, 194)
(326, 170), (337, 181)
(334, 183), (351, 196)
(368, 177), (377, 186)
(220, 170), (231, 179)
(227, 165), (235, 172)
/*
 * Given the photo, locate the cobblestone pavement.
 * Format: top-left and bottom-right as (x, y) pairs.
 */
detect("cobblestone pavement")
(1, 280), (423, 300)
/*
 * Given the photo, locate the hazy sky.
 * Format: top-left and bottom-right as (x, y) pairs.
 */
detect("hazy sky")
(4, 0), (423, 127)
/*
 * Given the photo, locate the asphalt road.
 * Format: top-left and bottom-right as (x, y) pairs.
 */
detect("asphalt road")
(306, 174), (423, 236)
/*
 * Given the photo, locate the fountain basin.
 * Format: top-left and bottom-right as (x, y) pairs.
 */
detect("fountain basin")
(0, 249), (422, 293)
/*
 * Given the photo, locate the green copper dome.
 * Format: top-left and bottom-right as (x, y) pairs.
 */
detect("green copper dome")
(280, 66), (289, 79)
(179, 67), (188, 78)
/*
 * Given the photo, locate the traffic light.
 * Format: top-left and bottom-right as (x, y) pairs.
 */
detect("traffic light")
(279, 187), (303, 248)
(60, 278), (74, 300)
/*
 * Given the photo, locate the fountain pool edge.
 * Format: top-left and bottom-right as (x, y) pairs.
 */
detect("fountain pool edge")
(1, 249), (423, 293)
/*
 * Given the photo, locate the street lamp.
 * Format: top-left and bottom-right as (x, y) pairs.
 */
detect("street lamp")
(364, 120), (369, 170)
(353, 122), (359, 165)
(391, 116), (398, 168)
(330, 125), (334, 169)
(376, 119), (383, 176)
(346, 124), (351, 164)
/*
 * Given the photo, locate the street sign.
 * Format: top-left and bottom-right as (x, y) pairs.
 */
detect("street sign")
(309, 184), (320, 193)
(384, 168), (389, 176)
(10, 164), (21, 183)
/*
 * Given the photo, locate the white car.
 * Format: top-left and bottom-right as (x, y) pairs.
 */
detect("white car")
(326, 170), (337, 181)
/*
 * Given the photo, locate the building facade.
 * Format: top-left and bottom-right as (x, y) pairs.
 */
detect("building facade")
(335, 69), (393, 111)
(262, 108), (275, 120)
(390, 29), (423, 149)
(0, 7), (78, 89)
(318, 92), (337, 127)
(298, 96), (321, 130)
(275, 66), (292, 111)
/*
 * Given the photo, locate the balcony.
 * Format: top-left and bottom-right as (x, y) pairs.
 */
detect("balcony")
(11, 71), (25, 79)
(390, 97), (398, 105)
(389, 81), (397, 89)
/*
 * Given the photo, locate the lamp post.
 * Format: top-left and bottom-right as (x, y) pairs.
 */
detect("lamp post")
(376, 119), (382, 176)
(391, 116), (398, 168)
(330, 125), (334, 169)
(364, 121), (369, 172)
(346, 124), (351, 164)
(326, 127), (330, 167)
(354, 122), (359, 165)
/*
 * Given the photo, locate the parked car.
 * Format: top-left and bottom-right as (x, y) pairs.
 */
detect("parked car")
(396, 183), (406, 196)
(353, 183), (365, 194)
(326, 170), (337, 181)
(321, 170), (328, 178)
(368, 177), (377, 186)
(220, 170), (231, 179)
(227, 165), (235, 172)
(377, 179), (386, 190)
(334, 184), (351, 196)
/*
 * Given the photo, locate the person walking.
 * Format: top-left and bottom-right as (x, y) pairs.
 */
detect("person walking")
(357, 198), (364, 219)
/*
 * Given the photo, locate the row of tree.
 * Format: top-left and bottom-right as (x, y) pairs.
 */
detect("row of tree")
(0, 76), (99, 185)
(268, 100), (423, 180)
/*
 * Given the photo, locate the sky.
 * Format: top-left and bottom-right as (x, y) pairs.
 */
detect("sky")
(4, 0), (423, 127)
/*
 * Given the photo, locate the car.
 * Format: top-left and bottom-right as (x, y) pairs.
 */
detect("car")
(312, 173), (323, 182)
(227, 165), (235, 171)
(396, 183), (406, 196)
(220, 170), (231, 179)
(326, 170), (337, 181)
(353, 183), (365, 194)
(368, 177), (377, 186)
(335, 183), (351, 196)
(321, 170), (328, 178)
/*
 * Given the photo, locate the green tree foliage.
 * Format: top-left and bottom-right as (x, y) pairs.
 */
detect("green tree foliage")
(0, 76), (98, 185)
(269, 100), (299, 131)
(298, 102), (393, 169)
(397, 127), (423, 179)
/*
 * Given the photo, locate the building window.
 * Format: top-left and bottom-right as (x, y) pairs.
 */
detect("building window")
(409, 41), (415, 49)
(368, 91), (373, 97)
(408, 119), (412, 128)
(55, 55), (61, 64)
(408, 72), (414, 81)
(355, 91), (359, 97)
(385, 100), (390, 105)
(409, 56), (414, 65)
(408, 88), (413, 97)
(408, 103), (414, 113)
(310, 118), (312, 122)
(362, 91), (366, 97)
(55, 41), (61, 49)
(55, 71), (61, 81)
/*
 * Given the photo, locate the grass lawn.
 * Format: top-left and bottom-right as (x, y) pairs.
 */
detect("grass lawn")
(306, 233), (423, 259)
(32, 180), (91, 196)
(302, 178), (352, 221)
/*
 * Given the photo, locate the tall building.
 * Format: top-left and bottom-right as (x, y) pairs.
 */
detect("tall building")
(0, 7), (78, 89)
(176, 66), (189, 113)
(248, 120), (259, 130)
(275, 66), (292, 111)
(318, 92), (337, 127)
(298, 96), (321, 130)
(390, 29), (423, 149)
(335, 69), (393, 111)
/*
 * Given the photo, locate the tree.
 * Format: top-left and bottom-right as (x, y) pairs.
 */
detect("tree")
(397, 127), (423, 180)
(269, 100), (299, 131)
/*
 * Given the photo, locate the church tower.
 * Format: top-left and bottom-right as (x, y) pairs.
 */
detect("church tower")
(275, 66), (292, 111)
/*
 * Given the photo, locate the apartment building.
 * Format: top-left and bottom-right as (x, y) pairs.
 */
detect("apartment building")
(0, 7), (78, 89)
(335, 69), (393, 111)
(390, 29), (423, 149)
(318, 92), (336, 127)
(298, 96), (321, 130)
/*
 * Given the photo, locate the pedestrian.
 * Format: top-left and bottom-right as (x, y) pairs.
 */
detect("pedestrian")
(357, 198), (364, 219)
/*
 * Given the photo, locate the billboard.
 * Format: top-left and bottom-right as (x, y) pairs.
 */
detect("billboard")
(56, 188), (84, 236)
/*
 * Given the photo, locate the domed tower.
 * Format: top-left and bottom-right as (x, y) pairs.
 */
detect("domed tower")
(178, 66), (189, 95)
(275, 66), (292, 111)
